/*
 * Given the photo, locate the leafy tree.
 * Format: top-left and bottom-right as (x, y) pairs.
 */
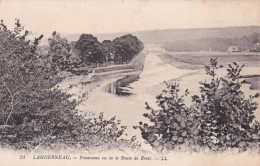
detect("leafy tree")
(91, 43), (106, 66)
(112, 34), (144, 64)
(0, 19), (79, 149)
(135, 83), (200, 153)
(113, 42), (127, 64)
(0, 20), (137, 152)
(75, 34), (106, 66)
(48, 31), (72, 71)
(101, 40), (116, 63)
(194, 59), (260, 151)
(136, 58), (260, 153)
(48, 31), (71, 55)
(75, 33), (144, 66)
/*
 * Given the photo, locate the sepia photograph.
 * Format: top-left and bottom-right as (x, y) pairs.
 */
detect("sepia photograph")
(0, 0), (260, 165)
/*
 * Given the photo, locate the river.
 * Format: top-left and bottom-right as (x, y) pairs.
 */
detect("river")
(85, 45), (198, 144)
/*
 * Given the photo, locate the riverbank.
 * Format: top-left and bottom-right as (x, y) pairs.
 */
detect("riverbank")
(159, 51), (260, 69)
(59, 51), (147, 114)
(156, 52), (260, 121)
(158, 52), (260, 90)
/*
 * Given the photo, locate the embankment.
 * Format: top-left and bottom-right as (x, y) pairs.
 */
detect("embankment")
(158, 51), (260, 70)
(158, 51), (260, 90)
(59, 52), (147, 110)
(91, 52), (146, 80)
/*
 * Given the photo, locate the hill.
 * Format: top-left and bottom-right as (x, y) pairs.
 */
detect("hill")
(66, 26), (260, 44)
(163, 33), (260, 52)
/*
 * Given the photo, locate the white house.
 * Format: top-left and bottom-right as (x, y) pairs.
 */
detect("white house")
(227, 46), (239, 52)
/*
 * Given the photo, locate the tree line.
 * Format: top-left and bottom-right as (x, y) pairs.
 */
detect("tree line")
(75, 33), (144, 66)
(43, 32), (144, 71)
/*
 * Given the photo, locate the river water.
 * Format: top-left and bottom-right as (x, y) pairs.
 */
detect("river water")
(85, 46), (198, 143)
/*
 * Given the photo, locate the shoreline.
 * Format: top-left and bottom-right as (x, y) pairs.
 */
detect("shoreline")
(164, 51), (260, 56)
(158, 52), (260, 90)
(59, 51), (147, 113)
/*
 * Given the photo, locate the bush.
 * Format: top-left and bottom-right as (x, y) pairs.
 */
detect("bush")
(0, 20), (138, 152)
(136, 58), (260, 153)
(0, 19), (73, 150)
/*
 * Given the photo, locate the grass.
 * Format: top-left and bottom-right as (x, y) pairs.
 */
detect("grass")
(158, 52), (260, 90)
(246, 76), (260, 90)
(159, 52), (260, 68)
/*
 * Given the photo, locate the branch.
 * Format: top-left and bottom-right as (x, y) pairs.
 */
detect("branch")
(3, 85), (14, 125)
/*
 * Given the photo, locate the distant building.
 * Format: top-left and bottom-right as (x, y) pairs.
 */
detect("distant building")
(251, 43), (260, 52)
(227, 46), (239, 52)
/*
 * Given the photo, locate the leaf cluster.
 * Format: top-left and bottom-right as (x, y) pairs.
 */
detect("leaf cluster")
(0, 20), (137, 152)
(136, 58), (260, 153)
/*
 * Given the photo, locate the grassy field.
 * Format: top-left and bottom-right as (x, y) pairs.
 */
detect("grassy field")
(159, 52), (260, 69)
(158, 52), (260, 90)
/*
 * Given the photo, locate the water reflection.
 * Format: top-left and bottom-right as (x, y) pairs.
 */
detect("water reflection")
(103, 74), (140, 96)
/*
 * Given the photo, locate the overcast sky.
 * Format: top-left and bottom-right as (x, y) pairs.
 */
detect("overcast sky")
(0, 0), (260, 37)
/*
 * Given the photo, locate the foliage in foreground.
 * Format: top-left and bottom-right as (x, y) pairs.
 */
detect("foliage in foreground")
(136, 58), (260, 153)
(0, 20), (138, 152)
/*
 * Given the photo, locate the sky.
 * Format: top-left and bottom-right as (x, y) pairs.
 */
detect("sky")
(0, 0), (260, 37)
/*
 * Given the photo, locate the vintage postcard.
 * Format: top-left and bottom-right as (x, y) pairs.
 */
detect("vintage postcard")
(0, 0), (260, 165)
